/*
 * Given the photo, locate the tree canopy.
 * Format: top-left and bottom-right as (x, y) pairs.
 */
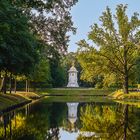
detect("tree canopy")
(0, 0), (78, 92)
(77, 4), (140, 93)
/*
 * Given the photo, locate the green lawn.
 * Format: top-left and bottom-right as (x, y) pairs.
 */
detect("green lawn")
(44, 95), (114, 103)
(40, 88), (114, 96)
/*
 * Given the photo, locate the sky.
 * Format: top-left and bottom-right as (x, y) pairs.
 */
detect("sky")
(68, 0), (140, 52)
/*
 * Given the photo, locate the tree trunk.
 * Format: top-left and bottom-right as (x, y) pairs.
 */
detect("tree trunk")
(3, 71), (7, 94)
(9, 73), (12, 94)
(123, 74), (129, 94)
(14, 78), (17, 93)
(28, 80), (30, 92)
(0, 77), (4, 92)
(123, 46), (129, 94)
(26, 80), (28, 92)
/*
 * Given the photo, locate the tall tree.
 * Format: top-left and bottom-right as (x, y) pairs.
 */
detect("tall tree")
(77, 5), (140, 93)
(0, 0), (39, 93)
(12, 0), (78, 57)
(0, 0), (78, 91)
(15, 0), (78, 88)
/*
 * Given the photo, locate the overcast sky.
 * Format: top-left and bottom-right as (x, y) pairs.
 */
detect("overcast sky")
(68, 0), (140, 52)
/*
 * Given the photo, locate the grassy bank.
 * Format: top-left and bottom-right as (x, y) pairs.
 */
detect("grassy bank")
(109, 90), (140, 101)
(40, 88), (114, 96)
(0, 94), (28, 111)
(0, 92), (44, 112)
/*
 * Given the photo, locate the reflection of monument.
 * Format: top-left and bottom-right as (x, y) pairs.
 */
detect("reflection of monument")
(0, 115), (3, 122)
(67, 103), (79, 125)
(67, 63), (79, 87)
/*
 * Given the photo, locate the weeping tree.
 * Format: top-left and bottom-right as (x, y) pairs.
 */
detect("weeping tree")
(77, 4), (140, 93)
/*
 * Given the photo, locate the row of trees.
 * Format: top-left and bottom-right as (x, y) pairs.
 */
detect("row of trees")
(77, 5), (140, 93)
(0, 0), (78, 93)
(2, 2), (139, 93)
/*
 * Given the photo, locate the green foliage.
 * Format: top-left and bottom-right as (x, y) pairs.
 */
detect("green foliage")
(78, 104), (136, 140)
(30, 58), (52, 83)
(62, 52), (93, 87)
(0, 0), (78, 91)
(110, 90), (140, 100)
(0, 101), (67, 140)
(135, 57), (140, 83)
(80, 105), (116, 132)
(77, 5), (140, 92)
(15, 0), (78, 58)
(0, 0), (39, 75)
(50, 60), (67, 87)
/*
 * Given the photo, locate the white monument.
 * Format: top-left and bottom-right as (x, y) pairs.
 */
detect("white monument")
(67, 63), (79, 87)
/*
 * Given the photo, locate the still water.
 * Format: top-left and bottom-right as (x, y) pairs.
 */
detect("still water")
(0, 96), (140, 140)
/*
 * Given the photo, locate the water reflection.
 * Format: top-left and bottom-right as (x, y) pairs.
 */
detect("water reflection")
(0, 105), (31, 140)
(78, 104), (138, 140)
(67, 103), (79, 132)
(0, 99), (140, 140)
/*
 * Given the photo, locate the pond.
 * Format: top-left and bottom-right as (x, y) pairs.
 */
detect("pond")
(0, 96), (140, 140)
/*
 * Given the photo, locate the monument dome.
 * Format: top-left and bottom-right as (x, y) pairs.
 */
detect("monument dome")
(69, 66), (77, 72)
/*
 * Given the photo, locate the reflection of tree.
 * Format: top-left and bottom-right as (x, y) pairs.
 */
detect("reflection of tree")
(47, 128), (59, 140)
(0, 102), (67, 140)
(124, 105), (128, 140)
(46, 103), (67, 140)
(78, 104), (138, 140)
(1, 101), (140, 140)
